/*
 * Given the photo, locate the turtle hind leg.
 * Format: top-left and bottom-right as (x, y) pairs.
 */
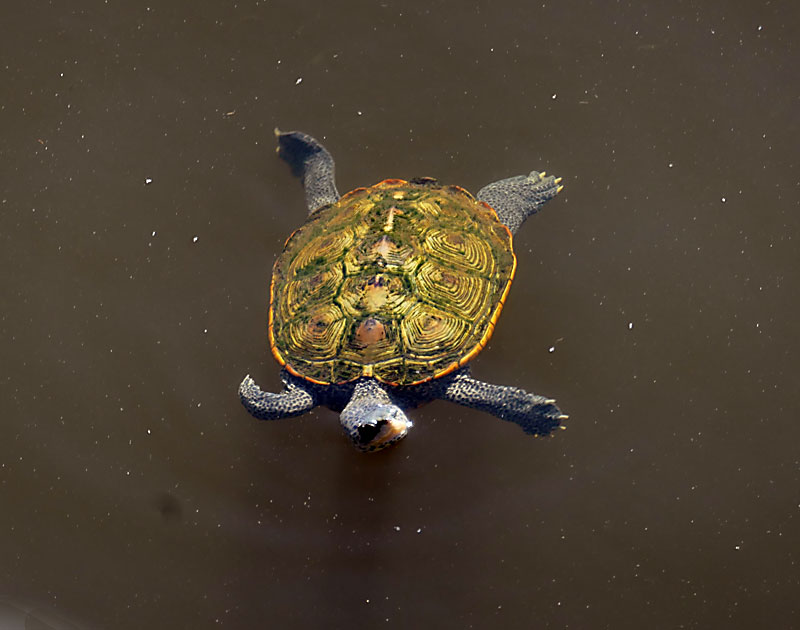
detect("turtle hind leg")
(438, 369), (567, 436)
(239, 370), (319, 420)
(477, 170), (563, 235)
(275, 129), (340, 215)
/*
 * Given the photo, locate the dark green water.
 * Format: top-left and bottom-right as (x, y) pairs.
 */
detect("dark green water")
(1, 1), (797, 628)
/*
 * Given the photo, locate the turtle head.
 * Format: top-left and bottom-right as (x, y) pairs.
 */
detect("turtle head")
(340, 401), (412, 452)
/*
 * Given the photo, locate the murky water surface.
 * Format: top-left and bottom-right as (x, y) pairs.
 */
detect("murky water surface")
(2, 2), (798, 628)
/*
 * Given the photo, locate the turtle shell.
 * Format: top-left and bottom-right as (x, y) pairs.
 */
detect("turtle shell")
(268, 178), (516, 386)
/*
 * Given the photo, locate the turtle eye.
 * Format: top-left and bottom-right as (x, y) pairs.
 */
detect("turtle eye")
(356, 420), (386, 445)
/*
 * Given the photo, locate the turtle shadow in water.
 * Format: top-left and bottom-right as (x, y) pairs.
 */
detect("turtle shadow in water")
(313, 445), (404, 623)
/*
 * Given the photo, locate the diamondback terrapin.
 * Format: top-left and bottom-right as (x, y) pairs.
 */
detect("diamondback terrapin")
(239, 130), (567, 451)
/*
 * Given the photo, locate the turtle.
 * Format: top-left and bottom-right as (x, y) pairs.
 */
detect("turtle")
(239, 130), (567, 452)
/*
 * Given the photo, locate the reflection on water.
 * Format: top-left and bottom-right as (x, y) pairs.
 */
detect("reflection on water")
(0, 598), (93, 630)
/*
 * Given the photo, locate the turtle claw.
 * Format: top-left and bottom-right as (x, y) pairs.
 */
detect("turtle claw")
(239, 374), (258, 394)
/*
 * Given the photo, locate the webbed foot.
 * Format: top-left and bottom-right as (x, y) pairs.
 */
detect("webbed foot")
(439, 369), (566, 436)
(476, 170), (563, 235)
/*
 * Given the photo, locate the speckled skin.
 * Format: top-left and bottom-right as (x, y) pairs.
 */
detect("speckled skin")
(239, 130), (566, 451)
(477, 171), (561, 235)
(275, 130), (340, 213)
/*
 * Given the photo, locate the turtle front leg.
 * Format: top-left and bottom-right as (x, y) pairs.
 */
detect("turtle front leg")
(477, 170), (563, 235)
(239, 369), (319, 420)
(438, 368), (567, 436)
(275, 129), (340, 214)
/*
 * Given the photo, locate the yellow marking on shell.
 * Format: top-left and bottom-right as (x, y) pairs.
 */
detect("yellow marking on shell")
(411, 213), (513, 384)
(423, 230), (496, 275)
(396, 230), (516, 386)
(271, 317), (337, 384)
(556, 185), (564, 194)
(362, 278), (390, 310)
(554, 177), (562, 185)
(268, 267), (285, 367)
(336, 186), (369, 206)
(371, 235), (399, 259)
(271, 178), (517, 386)
(337, 274), (409, 319)
(284, 361), (330, 385)
(415, 262), (493, 320)
(383, 206), (402, 232)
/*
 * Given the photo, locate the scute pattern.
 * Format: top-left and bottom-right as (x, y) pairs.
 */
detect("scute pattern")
(414, 261), (492, 320)
(423, 229), (496, 275)
(269, 179), (516, 385)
